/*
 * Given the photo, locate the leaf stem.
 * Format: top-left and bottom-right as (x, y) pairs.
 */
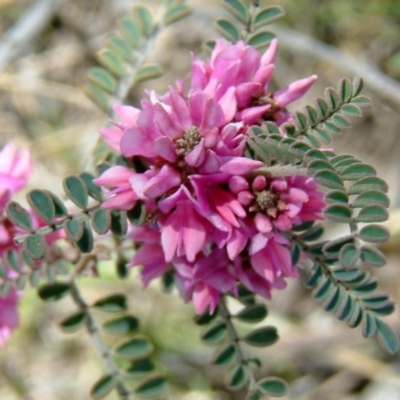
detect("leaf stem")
(69, 281), (131, 399)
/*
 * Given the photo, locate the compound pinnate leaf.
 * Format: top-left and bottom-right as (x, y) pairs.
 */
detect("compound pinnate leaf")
(38, 282), (70, 301)
(247, 30), (276, 49)
(212, 344), (236, 367)
(126, 358), (155, 377)
(135, 375), (167, 398)
(93, 294), (127, 312)
(235, 304), (268, 323)
(253, 6), (285, 28)
(115, 336), (153, 359)
(243, 326), (278, 347)
(27, 189), (55, 223)
(376, 319), (400, 355)
(226, 365), (248, 390)
(60, 311), (86, 333)
(6, 201), (32, 231)
(359, 225), (389, 244)
(90, 375), (116, 399)
(257, 377), (288, 397)
(24, 234), (46, 260)
(201, 321), (227, 343)
(103, 315), (139, 335)
(91, 208), (111, 235)
(215, 18), (241, 42)
(63, 175), (89, 209)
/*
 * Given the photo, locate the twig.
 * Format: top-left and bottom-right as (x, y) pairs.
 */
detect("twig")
(69, 281), (131, 400)
(0, 0), (63, 73)
(274, 25), (400, 106)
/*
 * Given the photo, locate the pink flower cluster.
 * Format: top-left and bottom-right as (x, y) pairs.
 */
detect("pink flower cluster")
(95, 40), (324, 313)
(0, 143), (31, 347)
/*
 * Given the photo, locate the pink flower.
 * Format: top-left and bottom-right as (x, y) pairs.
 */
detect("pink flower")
(0, 288), (19, 348)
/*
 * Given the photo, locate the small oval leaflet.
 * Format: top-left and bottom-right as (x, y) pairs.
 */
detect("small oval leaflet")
(63, 175), (89, 209)
(226, 364), (248, 390)
(247, 30), (276, 49)
(361, 312), (377, 338)
(201, 321), (227, 343)
(356, 205), (388, 223)
(359, 225), (389, 244)
(135, 375), (167, 398)
(352, 190), (390, 208)
(257, 377), (288, 397)
(97, 49), (125, 78)
(60, 311), (86, 333)
(93, 294), (127, 312)
(24, 234), (46, 260)
(163, 3), (192, 26)
(212, 344), (236, 367)
(223, 0), (249, 24)
(87, 67), (117, 94)
(90, 374), (117, 399)
(85, 83), (110, 112)
(91, 208), (111, 235)
(27, 189), (55, 223)
(46, 190), (68, 217)
(360, 246), (385, 267)
(243, 326), (279, 347)
(215, 18), (241, 43)
(76, 219), (94, 253)
(253, 6), (285, 28)
(194, 308), (218, 325)
(115, 336), (153, 359)
(64, 218), (84, 241)
(339, 243), (360, 269)
(133, 5), (154, 37)
(235, 304), (268, 323)
(323, 203), (352, 223)
(6, 201), (33, 231)
(80, 172), (103, 200)
(134, 63), (164, 84)
(376, 319), (400, 355)
(126, 358), (154, 377)
(38, 282), (71, 301)
(103, 315), (139, 335)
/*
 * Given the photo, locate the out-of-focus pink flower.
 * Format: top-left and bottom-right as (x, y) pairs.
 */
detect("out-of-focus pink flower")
(95, 41), (325, 313)
(0, 288), (19, 348)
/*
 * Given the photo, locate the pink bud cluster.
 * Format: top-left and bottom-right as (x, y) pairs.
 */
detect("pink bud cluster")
(95, 40), (324, 313)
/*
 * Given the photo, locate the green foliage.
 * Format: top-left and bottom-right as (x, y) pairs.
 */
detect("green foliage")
(93, 294), (127, 313)
(90, 375), (117, 399)
(135, 375), (167, 398)
(38, 282), (71, 301)
(59, 311), (87, 333)
(115, 336), (153, 359)
(103, 315), (139, 335)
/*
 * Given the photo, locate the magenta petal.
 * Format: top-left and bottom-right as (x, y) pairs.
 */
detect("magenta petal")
(153, 136), (177, 162)
(144, 164), (181, 198)
(200, 98), (225, 131)
(219, 157), (263, 175)
(260, 38), (279, 65)
(102, 191), (136, 210)
(94, 166), (134, 186)
(121, 127), (155, 158)
(161, 219), (180, 262)
(185, 139), (205, 167)
(249, 232), (269, 255)
(274, 75), (318, 108)
(189, 92), (208, 127)
(192, 283), (218, 314)
(236, 82), (262, 108)
(236, 105), (270, 125)
(170, 88), (192, 130)
(99, 127), (124, 151)
(254, 213), (272, 233)
(218, 86), (237, 123)
(154, 104), (181, 139)
(253, 64), (274, 88)
(113, 104), (140, 125)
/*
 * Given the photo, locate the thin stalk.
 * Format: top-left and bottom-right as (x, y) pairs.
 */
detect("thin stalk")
(69, 281), (131, 400)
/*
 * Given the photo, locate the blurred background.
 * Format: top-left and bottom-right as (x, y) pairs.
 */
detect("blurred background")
(0, 0), (399, 399)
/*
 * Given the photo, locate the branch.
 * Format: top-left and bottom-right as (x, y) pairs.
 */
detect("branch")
(274, 25), (400, 106)
(0, 0), (63, 73)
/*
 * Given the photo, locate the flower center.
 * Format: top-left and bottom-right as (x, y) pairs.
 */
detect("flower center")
(250, 189), (287, 219)
(175, 126), (201, 156)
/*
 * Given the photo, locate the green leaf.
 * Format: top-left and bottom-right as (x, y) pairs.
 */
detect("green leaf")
(323, 235), (354, 258)
(63, 175), (88, 209)
(212, 344), (236, 367)
(163, 3), (192, 25)
(308, 159), (335, 172)
(38, 282), (70, 301)
(361, 246), (385, 267)
(0, 281), (11, 297)
(90, 375), (116, 399)
(235, 304), (268, 323)
(97, 50), (125, 78)
(27, 189), (55, 223)
(223, 0), (249, 24)
(85, 83), (110, 112)
(103, 315), (139, 335)
(341, 163), (376, 181)
(126, 358), (155, 377)
(194, 308), (218, 325)
(46, 191), (68, 217)
(24, 234), (46, 260)
(339, 243), (360, 269)
(247, 30), (276, 49)
(361, 312), (377, 338)
(313, 276), (333, 301)
(257, 377), (287, 397)
(339, 77), (352, 102)
(6, 201), (32, 231)
(347, 176), (388, 195)
(331, 268), (362, 281)
(325, 190), (348, 204)
(91, 208), (111, 235)
(15, 275), (28, 290)
(376, 319), (399, 355)
(323, 286), (343, 312)
(324, 203), (352, 223)
(106, 35), (133, 61)
(331, 114), (350, 128)
(134, 63), (163, 83)
(135, 375), (167, 398)
(115, 336), (153, 359)
(356, 205), (388, 223)
(133, 5), (154, 36)
(359, 225), (390, 244)
(300, 225), (324, 242)
(351, 95), (371, 105)
(326, 87), (340, 109)
(341, 103), (362, 116)
(80, 172), (103, 201)
(252, 6), (285, 28)
(352, 190), (389, 208)
(304, 264), (323, 288)
(161, 270), (174, 293)
(87, 67), (117, 93)
(93, 294), (127, 312)
(110, 210), (128, 236)
(119, 18), (141, 48)
(336, 294), (354, 321)
(243, 326), (278, 347)
(76, 219), (94, 253)
(352, 77), (364, 97)
(64, 217), (84, 241)
(314, 169), (344, 190)
(201, 322), (227, 343)
(6, 250), (21, 273)
(315, 97), (329, 117)
(226, 365), (247, 390)
(215, 18), (241, 42)
(60, 311), (86, 333)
